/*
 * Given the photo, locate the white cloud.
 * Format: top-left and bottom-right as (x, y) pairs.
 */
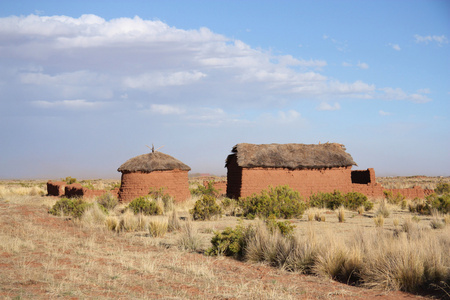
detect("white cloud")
(150, 104), (185, 115)
(379, 87), (432, 103)
(277, 109), (301, 122)
(390, 43), (401, 51)
(342, 62), (352, 67)
(379, 110), (391, 116)
(123, 71), (207, 91)
(357, 62), (369, 69)
(259, 109), (303, 124)
(32, 99), (102, 109)
(0, 14), (432, 117)
(414, 34), (448, 46)
(317, 102), (341, 111)
(341, 61), (369, 69)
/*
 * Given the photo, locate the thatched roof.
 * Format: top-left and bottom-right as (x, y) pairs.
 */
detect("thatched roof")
(226, 143), (357, 169)
(118, 151), (191, 173)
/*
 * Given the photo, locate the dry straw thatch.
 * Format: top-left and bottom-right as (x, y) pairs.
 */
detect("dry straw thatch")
(226, 143), (357, 169)
(118, 151), (191, 173)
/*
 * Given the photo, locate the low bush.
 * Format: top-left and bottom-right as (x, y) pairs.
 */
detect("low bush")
(62, 176), (77, 185)
(345, 192), (371, 211)
(309, 191), (345, 210)
(206, 223), (252, 258)
(308, 191), (373, 212)
(220, 197), (240, 216)
(190, 181), (219, 197)
(49, 197), (92, 218)
(148, 187), (173, 212)
(128, 196), (162, 215)
(426, 193), (450, 214)
(190, 195), (222, 221)
(384, 190), (405, 205)
(265, 215), (296, 236)
(238, 185), (306, 219)
(96, 192), (118, 211)
(409, 193), (450, 215)
(435, 182), (450, 195)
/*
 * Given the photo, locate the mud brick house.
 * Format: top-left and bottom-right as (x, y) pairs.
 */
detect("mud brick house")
(225, 143), (432, 199)
(117, 150), (191, 203)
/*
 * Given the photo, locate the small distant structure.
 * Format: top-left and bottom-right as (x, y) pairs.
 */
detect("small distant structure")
(117, 147), (191, 203)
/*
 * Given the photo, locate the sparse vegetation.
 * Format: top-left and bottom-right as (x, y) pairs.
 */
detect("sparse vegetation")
(238, 185), (306, 219)
(435, 182), (450, 195)
(62, 176), (77, 184)
(128, 196), (163, 215)
(148, 217), (169, 237)
(48, 197), (92, 218)
(190, 181), (219, 197)
(190, 195), (222, 220)
(2, 177), (450, 299)
(309, 190), (373, 212)
(96, 192), (118, 211)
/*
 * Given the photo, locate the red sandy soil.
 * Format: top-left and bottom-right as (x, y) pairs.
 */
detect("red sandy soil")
(0, 201), (437, 300)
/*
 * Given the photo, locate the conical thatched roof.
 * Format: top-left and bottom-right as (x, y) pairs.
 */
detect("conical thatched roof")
(226, 143), (357, 169)
(118, 151), (191, 173)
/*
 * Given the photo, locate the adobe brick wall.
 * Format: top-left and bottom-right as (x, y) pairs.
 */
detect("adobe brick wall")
(351, 184), (433, 199)
(226, 165), (432, 200)
(48, 181), (119, 199)
(203, 180), (227, 196)
(47, 181), (66, 196)
(233, 166), (354, 199)
(118, 170), (190, 203)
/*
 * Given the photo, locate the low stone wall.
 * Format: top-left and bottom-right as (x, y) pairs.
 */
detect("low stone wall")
(47, 181), (119, 199)
(203, 180), (227, 196)
(47, 181), (66, 196)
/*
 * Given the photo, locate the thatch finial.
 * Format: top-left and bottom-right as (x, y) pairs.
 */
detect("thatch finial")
(146, 144), (165, 153)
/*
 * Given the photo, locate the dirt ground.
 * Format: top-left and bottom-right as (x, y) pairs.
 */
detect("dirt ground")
(0, 194), (441, 299)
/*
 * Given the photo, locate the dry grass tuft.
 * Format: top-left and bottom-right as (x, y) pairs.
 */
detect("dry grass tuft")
(168, 210), (182, 232)
(176, 218), (203, 252)
(337, 206), (345, 223)
(374, 215), (384, 227)
(81, 204), (107, 226)
(148, 216), (168, 237)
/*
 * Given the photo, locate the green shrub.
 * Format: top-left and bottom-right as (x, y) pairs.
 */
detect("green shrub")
(220, 197), (240, 216)
(206, 224), (253, 258)
(384, 190), (405, 205)
(62, 176), (77, 185)
(309, 191), (345, 210)
(435, 182), (450, 195)
(190, 181), (219, 197)
(344, 192), (372, 211)
(128, 196), (162, 215)
(190, 195), (222, 220)
(265, 215), (296, 237)
(49, 197), (92, 218)
(96, 193), (118, 211)
(148, 187), (173, 212)
(426, 193), (450, 214)
(238, 185), (306, 219)
(81, 180), (94, 190)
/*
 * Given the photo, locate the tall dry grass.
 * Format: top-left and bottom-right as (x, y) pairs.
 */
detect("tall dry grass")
(242, 222), (450, 293)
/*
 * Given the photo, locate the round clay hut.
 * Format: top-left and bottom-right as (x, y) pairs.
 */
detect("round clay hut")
(117, 150), (191, 203)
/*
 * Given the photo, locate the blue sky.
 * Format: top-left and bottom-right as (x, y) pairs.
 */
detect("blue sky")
(0, 0), (449, 179)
